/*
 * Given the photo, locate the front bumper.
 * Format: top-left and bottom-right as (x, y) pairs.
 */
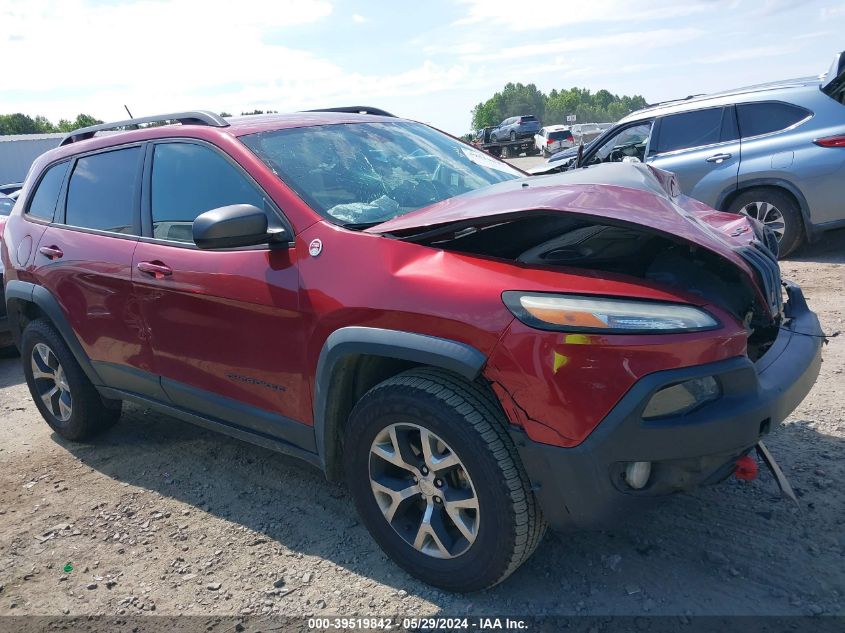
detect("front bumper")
(512, 282), (823, 530)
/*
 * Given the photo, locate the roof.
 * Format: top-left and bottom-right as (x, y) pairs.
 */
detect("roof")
(26, 110), (407, 171)
(621, 75), (820, 122)
(222, 111), (400, 136)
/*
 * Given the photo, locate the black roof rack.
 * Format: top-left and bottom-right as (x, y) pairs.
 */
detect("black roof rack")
(645, 94), (706, 108)
(60, 110), (229, 146)
(304, 106), (396, 117)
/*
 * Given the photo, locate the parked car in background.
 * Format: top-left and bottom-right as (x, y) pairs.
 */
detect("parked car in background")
(0, 183), (23, 196)
(489, 115), (540, 142)
(534, 125), (574, 156)
(0, 194), (14, 216)
(2, 108), (823, 592)
(529, 138), (598, 171)
(533, 51), (845, 256)
(472, 124), (539, 158)
(471, 126), (496, 146)
(570, 123), (606, 145)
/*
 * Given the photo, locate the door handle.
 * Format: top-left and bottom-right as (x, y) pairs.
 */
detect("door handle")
(137, 261), (173, 279)
(705, 152), (732, 164)
(38, 245), (64, 260)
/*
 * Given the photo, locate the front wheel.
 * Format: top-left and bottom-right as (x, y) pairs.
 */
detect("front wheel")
(344, 368), (546, 592)
(727, 188), (804, 257)
(509, 131), (516, 141)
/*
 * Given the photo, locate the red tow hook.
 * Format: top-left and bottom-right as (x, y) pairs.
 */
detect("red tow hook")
(734, 454), (759, 481)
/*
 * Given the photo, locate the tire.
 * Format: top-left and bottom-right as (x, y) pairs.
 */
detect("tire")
(509, 131), (516, 141)
(343, 368), (546, 592)
(490, 133), (498, 143)
(501, 145), (509, 159)
(727, 187), (804, 258)
(21, 320), (121, 441)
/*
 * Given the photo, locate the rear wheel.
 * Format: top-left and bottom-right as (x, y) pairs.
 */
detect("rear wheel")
(727, 187), (804, 257)
(21, 320), (121, 441)
(344, 368), (546, 592)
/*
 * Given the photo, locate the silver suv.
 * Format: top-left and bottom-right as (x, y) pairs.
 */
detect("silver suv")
(534, 51), (845, 256)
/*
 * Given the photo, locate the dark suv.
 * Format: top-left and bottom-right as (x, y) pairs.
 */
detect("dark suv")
(2, 109), (823, 592)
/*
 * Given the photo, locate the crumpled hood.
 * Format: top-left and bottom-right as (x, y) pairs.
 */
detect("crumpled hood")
(367, 163), (759, 271)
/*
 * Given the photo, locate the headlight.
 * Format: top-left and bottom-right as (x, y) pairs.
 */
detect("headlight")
(502, 292), (719, 334)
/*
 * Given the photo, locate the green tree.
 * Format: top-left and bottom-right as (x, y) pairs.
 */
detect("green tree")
(471, 82), (545, 129)
(0, 113), (50, 134)
(469, 85), (649, 132)
(56, 115), (103, 132)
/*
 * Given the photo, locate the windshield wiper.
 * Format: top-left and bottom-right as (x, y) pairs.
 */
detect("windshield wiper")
(343, 220), (386, 230)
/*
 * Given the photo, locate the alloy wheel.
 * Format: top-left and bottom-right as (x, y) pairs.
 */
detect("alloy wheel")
(368, 423), (480, 559)
(739, 201), (786, 241)
(31, 343), (72, 422)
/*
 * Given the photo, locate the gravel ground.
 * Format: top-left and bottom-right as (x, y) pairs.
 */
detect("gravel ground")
(0, 231), (842, 619)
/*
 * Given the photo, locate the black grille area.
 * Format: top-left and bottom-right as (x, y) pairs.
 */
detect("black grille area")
(738, 240), (783, 318)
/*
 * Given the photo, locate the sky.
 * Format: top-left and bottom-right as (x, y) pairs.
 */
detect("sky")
(1, 0), (843, 136)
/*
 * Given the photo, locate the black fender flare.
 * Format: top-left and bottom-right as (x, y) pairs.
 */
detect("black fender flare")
(313, 326), (486, 472)
(715, 178), (815, 238)
(4, 279), (103, 386)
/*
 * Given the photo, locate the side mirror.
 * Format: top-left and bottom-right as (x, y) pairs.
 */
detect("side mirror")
(193, 204), (286, 249)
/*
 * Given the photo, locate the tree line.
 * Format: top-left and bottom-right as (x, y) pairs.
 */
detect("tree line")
(0, 110), (283, 135)
(471, 83), (649, 130)
(0, 113), (104, 135)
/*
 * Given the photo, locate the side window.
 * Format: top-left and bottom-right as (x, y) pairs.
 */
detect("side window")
(151, 142), (266, 243)
(590, 122), (653, 164)
(737, 102), (810, 138)
(65, 148), (141, 234)
(654, 107), (725, 154)
(27, 161), (69, 221)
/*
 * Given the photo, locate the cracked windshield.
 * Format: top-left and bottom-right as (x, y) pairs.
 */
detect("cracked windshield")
(242, 121), (521, 228)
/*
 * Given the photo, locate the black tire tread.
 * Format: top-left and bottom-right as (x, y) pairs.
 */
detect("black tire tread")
(361, 367), (546, 588)
(21, 319), (121, 441)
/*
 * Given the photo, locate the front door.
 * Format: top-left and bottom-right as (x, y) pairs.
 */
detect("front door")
(131, 140), (309, 445)
(647, 106), (741, 206)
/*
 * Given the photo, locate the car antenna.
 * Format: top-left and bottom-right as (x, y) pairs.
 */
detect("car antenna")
(124, 105), (134, 118)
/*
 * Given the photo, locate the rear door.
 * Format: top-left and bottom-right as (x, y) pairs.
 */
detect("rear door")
(33, 145), (157, 394)
(132, 139), (310, 443)
(647, 106), (740, 206)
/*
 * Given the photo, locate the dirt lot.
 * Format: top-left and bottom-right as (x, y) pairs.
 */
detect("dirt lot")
(0, 231), (843, 620)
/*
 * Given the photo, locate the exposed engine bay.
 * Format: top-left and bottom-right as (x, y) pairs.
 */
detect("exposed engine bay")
(405, 214), (781, 361)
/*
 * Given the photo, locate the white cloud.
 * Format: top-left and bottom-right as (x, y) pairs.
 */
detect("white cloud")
(820, 4), (845, 18)
(453, 0), (709, 30)
(352, 13), (366, 23)
(460, 28), (703, 63)
(697, 45), (795, 65)
(2, 0), (479, 126)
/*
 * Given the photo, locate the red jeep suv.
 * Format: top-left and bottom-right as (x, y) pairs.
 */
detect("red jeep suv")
(1, 109), (823, 592)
